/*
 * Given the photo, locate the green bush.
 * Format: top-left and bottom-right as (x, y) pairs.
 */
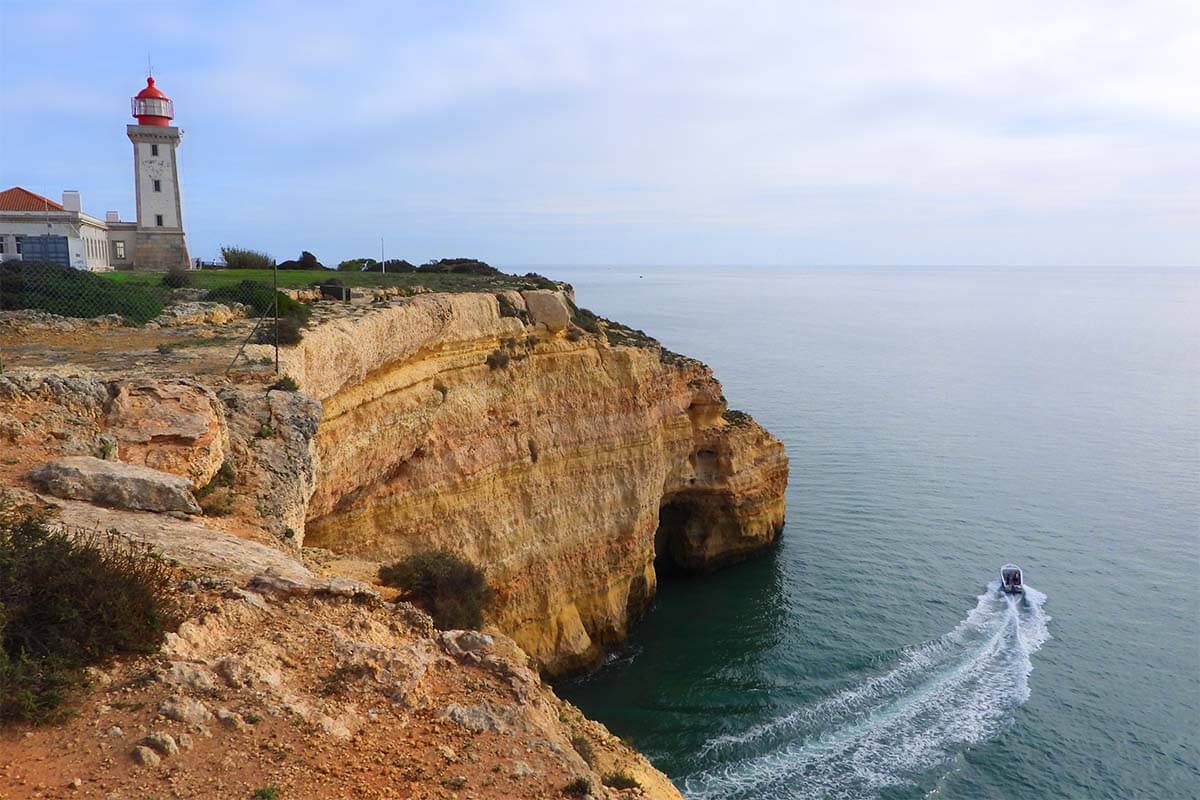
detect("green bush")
(378, 551), (493, 630)
(276, 251), (325, 270)
(603, 771), (640, 790)
(0, 500), (179, 724)
(252, 788), (279, 800)
(270, 376), (300, 392)
(0, 261), (163, 325)
(161, 269), (192, 289)
(419, 258), (499, 276)
(204, 281), (310, 321)
(257, 315), (305, 346)
(221, 246), (274, 270)
(723, 409), (751, 427)
(486, 349), (510, 370)
(562, 777), (592, 797)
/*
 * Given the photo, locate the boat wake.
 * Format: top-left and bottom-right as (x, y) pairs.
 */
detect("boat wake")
(683, 583), (1050, 800)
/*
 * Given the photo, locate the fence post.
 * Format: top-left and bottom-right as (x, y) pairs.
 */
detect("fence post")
(272, 262), (279, 375)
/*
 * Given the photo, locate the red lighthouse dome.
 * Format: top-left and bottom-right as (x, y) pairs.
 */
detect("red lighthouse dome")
(131, 76), (174, 127)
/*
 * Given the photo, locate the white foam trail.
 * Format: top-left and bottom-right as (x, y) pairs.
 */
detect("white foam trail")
(685, 583), (1050, 800)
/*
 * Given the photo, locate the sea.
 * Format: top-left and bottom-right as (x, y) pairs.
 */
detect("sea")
(542, 265), (1200, 800)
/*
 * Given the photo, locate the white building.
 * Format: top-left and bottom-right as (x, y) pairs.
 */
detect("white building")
(0, 75), (189, 272)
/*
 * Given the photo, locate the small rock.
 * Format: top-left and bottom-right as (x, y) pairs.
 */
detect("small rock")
(511, 760), (538, 778)
(68, 778), (83, 790)
(106, 726), (123, 738)
(176, 732), (195, 751)
(159, 694), (213, 725)
(437, 744), (458, 762)
(131, 746), (161, 767)
(216, 708), (246, 731)
(161, 661), (217, 692)
(141, 731), (179, 756)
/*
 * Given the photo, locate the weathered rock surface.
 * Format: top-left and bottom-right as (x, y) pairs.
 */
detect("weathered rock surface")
(153, 301), (245, 327)
(28, 456), (202, 514)
(280, 291), (788, 673)
(520, 289), (571, 331)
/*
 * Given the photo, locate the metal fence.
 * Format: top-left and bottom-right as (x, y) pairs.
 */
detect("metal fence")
(0, 260), (305, 374)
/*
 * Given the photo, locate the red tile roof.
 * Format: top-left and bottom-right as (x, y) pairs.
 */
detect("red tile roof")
(0, 186), (65, 212)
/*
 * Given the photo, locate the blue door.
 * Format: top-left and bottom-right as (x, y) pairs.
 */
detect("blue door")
(22, 235), (70, 267)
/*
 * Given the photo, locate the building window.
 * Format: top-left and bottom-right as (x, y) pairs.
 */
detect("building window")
(151, 144), (159, 156)
(153, 179), (162, 192)
(113, 241), (126, 260)
(156, 214), (164, 227)
(15, 236), (22, 255)
(0, 238), (5, 254)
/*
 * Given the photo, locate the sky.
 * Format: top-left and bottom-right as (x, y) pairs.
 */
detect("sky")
(1, 1), (1197, 267)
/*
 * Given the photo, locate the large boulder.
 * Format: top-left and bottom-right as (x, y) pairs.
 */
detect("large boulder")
(519, 290), (570, 333)
(28, 456), (202, 514)
(105, 380), (228, 488)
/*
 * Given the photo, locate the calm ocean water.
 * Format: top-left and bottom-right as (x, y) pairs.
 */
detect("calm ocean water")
(545, 265), (1200, 800)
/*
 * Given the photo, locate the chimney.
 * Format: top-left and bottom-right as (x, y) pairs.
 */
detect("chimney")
(106, 211), (120, 223)
(62, 190), (81, 212)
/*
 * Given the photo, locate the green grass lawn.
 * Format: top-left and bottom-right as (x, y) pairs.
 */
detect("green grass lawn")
(101, 268), (557, 293)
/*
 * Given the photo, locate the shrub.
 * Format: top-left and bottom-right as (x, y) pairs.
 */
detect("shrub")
(418, 258), (499, 276)
(485, 349), (510, 370)
(363, 259), (415, 273)
(603, 771), (640, 790)
(378, 551), (493, 630)
(569, 303), (602, 335)
(565, 328), (584, 343)
(221, 246), (274, 270)
(276, 251), (325, 270)
(204, 281), (310, 322)
(252, 788), (279, 800)
(562, 777), (592, 797)
(270, 376), (300, 392)
(0, 261), (163, 325)
(0, 500), (179, 724)
(161, 269), (192, 289)
(275, 316), (305, 345)
(723, 409), (751, 427)
(337, 258), (374, 272)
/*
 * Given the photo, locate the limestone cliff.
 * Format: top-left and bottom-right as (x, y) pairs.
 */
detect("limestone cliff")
(273, 290), (789, 673)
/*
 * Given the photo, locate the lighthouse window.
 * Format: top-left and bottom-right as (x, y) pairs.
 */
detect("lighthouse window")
(153, 179), (162, 192)
(151, 144), (159, 156)
(155, 214), (164, 227)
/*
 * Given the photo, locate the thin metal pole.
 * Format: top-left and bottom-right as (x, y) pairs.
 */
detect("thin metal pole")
(381, 236), (385, 276)
(273, 261), (279, 375)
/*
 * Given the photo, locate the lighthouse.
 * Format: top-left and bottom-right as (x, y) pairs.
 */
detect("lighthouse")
(126, 75), (189, 269)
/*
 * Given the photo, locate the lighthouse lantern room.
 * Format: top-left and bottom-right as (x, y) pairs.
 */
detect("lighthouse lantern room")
(131, 76), (175, 127)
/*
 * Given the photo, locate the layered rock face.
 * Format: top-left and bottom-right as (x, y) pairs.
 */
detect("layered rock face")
(288, 291), (788, 673)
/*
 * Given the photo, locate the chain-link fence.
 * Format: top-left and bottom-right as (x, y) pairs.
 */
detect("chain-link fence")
(0, 261), (311, 374)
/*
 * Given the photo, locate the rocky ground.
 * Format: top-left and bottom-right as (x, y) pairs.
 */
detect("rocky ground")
(0, 575), (671, 800)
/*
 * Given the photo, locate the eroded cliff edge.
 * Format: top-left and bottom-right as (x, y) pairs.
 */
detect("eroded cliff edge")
(283, 290), (789, 674)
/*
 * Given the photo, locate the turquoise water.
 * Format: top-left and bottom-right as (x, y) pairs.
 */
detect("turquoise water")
(549, 266), (1200, 800)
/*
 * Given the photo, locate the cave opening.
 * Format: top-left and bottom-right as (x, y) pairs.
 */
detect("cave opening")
(654, 500), (692, 579)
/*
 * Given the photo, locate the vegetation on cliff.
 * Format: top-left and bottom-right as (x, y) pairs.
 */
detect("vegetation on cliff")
(0, 499), (179, 723)
(0, 261), (164, 324)
(378, 551), (494, 630)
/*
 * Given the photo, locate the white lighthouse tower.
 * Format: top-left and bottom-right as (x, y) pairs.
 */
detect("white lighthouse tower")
(126, 75), (189, 270)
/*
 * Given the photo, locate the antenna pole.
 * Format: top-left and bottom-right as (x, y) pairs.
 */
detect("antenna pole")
(381, 236), (386, 276)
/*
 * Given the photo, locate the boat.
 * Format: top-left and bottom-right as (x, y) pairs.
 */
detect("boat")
(999, 564), (1024, 594)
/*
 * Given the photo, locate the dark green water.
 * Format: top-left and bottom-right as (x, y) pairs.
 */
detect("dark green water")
(550, 266), (1200, 800)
